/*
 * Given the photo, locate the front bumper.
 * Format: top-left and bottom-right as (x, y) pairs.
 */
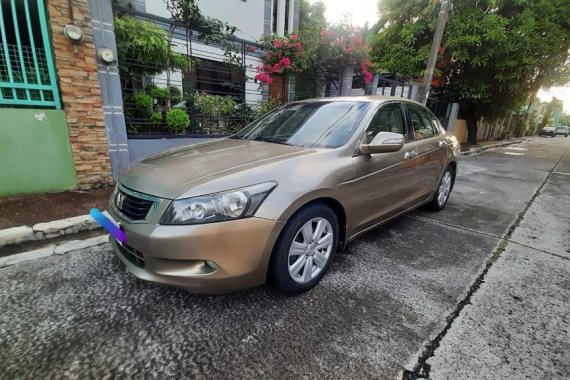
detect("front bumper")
(108, 205), (285, 294)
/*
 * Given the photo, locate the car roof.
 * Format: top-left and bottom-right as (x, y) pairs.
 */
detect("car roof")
(291, 95), (426, 107)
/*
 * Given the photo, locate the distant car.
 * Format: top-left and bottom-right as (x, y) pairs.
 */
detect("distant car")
(540, 127), (556, 137)
(555, 126), (569, 137)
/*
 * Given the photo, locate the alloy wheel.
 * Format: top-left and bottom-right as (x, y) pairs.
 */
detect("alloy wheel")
(288, 217), (334, 283)
(437, 171), (452, 207)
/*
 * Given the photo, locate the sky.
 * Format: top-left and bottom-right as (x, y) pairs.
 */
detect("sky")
(538, 87), (570, 113)
(308, 0), (379, 28)
(309, 0), (569, 114)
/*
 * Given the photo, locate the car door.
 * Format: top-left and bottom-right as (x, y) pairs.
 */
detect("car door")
(348, 102), (421, 232)
(404, 103), (447, 200)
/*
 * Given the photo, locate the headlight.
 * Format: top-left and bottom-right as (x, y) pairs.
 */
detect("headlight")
(161, 181), (278, 225)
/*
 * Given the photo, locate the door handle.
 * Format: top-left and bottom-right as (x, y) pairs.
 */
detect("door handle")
(404, 151), (417, 160)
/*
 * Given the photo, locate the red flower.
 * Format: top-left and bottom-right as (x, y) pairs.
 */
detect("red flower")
(279, 57), (291, 68)
(255, 73), (273, 84)
(291, 34), (298, 41)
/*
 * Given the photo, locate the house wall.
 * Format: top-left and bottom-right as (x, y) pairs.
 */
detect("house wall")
(144, 0), (266, 41)
(47, 0), (113, 188)
(152, 33), (265, 106)
(0, 109), (77, 196)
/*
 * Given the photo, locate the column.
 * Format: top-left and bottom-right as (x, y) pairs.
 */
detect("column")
(276, 0), (286, 36)
(88, 0), (130, 177)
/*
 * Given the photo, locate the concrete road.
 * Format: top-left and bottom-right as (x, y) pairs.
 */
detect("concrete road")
(1, 137), (568, 379)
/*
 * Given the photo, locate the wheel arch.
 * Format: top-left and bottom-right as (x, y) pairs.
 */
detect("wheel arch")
(278, 196), (348, 252)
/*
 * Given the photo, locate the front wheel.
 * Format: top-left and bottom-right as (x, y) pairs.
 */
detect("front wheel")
(426, 165), (455, 211)
(269, 204), (339, 294)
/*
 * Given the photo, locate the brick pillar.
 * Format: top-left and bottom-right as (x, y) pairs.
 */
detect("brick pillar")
(47, 0), (113, 189)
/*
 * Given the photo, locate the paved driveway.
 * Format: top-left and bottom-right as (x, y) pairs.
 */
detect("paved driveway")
(1, 137), (568, 379)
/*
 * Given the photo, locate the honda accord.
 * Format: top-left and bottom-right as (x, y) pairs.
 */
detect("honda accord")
(108, 96), (460, 294)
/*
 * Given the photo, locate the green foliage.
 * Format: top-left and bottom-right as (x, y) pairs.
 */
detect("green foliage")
(369, 0), (570, 120)
(166, 109), (190, 132)
(540, 97), (564, 127)
(166, 0), (237, 43)
(150, 87), (168, 103)
(169, 86), (183, 105)
(150, 112), (163, 126)
(295, 1), (372, 98)
(251, 97), (281, 120)
(194, 92), (237, 117)
(134, 92), (152, 112)
(114, 17), (187, 76)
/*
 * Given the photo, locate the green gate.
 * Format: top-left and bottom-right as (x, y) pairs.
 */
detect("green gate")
(0, 0), (61, 108)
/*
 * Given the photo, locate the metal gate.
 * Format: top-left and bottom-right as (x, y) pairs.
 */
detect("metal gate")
(0, 0), (60, 108)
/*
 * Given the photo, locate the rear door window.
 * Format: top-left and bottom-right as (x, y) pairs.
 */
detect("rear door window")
(406, 104), (439, 140)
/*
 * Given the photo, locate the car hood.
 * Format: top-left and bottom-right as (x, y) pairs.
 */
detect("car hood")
(120, 138), (314, 199)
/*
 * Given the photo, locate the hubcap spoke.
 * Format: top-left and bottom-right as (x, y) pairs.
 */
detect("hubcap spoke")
(289, 255), (306, 277)
(313, 252), (327, 268)
(302, 256), (313, 282)
(289, 241), (307, 257)
(316, 233), (333, 249)
(301, 222), (313, 244)
(312, 220), (326, 241)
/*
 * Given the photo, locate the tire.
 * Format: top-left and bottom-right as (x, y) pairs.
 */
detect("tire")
(425, 165), (455, 211)
(269, 203), (339, 294)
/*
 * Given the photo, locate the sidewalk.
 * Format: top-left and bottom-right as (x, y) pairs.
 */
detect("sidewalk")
(0, 188), (112, 262)
(460, 136), (534, 155)
(423, 144), (570, 378)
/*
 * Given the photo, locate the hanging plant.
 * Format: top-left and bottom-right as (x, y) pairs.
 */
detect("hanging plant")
(326, 24), (374, 84)
(255, 34), (306, 84)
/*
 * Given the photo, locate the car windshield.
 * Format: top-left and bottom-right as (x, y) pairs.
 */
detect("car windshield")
(233, 101), (369, 148)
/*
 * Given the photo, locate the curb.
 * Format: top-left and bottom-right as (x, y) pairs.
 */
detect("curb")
(0, 215), (100, 248)
(461, 139), (527, 156)
(0, 235), (109, 268)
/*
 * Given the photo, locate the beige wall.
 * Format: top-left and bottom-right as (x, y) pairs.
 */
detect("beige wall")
(451, 119), (468, 144)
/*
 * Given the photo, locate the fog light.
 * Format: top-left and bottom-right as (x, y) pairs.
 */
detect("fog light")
(205, 260), (218, 270)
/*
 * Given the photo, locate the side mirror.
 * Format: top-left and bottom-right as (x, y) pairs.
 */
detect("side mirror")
(359, 132), (405, 154)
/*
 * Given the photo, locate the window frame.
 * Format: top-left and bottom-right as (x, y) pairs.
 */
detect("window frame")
(404, 103), (441, 141)
(359, 101), (413, 146)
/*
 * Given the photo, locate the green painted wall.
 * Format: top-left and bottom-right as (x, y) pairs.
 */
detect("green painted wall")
(0, 109), (77, 196)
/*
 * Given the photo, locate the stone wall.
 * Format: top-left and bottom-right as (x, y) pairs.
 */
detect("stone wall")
(47, 0), (113, 188)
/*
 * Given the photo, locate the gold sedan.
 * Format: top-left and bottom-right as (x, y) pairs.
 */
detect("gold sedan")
(109, 97), (460, 294)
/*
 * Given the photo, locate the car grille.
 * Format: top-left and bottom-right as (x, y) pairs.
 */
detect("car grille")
(116, 241), (145, 268)
(116, 189), (154, 220)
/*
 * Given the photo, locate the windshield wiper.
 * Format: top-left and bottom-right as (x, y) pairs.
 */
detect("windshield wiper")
(254, 137), (293, 146)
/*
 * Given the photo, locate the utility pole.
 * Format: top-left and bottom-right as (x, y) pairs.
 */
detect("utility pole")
(418, 0), (453, 105)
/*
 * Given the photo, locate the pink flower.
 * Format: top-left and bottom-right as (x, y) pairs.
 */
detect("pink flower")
(279, 57), (291, 68)
(291, 34), (298, 41)
(255, 73), (273, 84)
(272, 39), (282, 48)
